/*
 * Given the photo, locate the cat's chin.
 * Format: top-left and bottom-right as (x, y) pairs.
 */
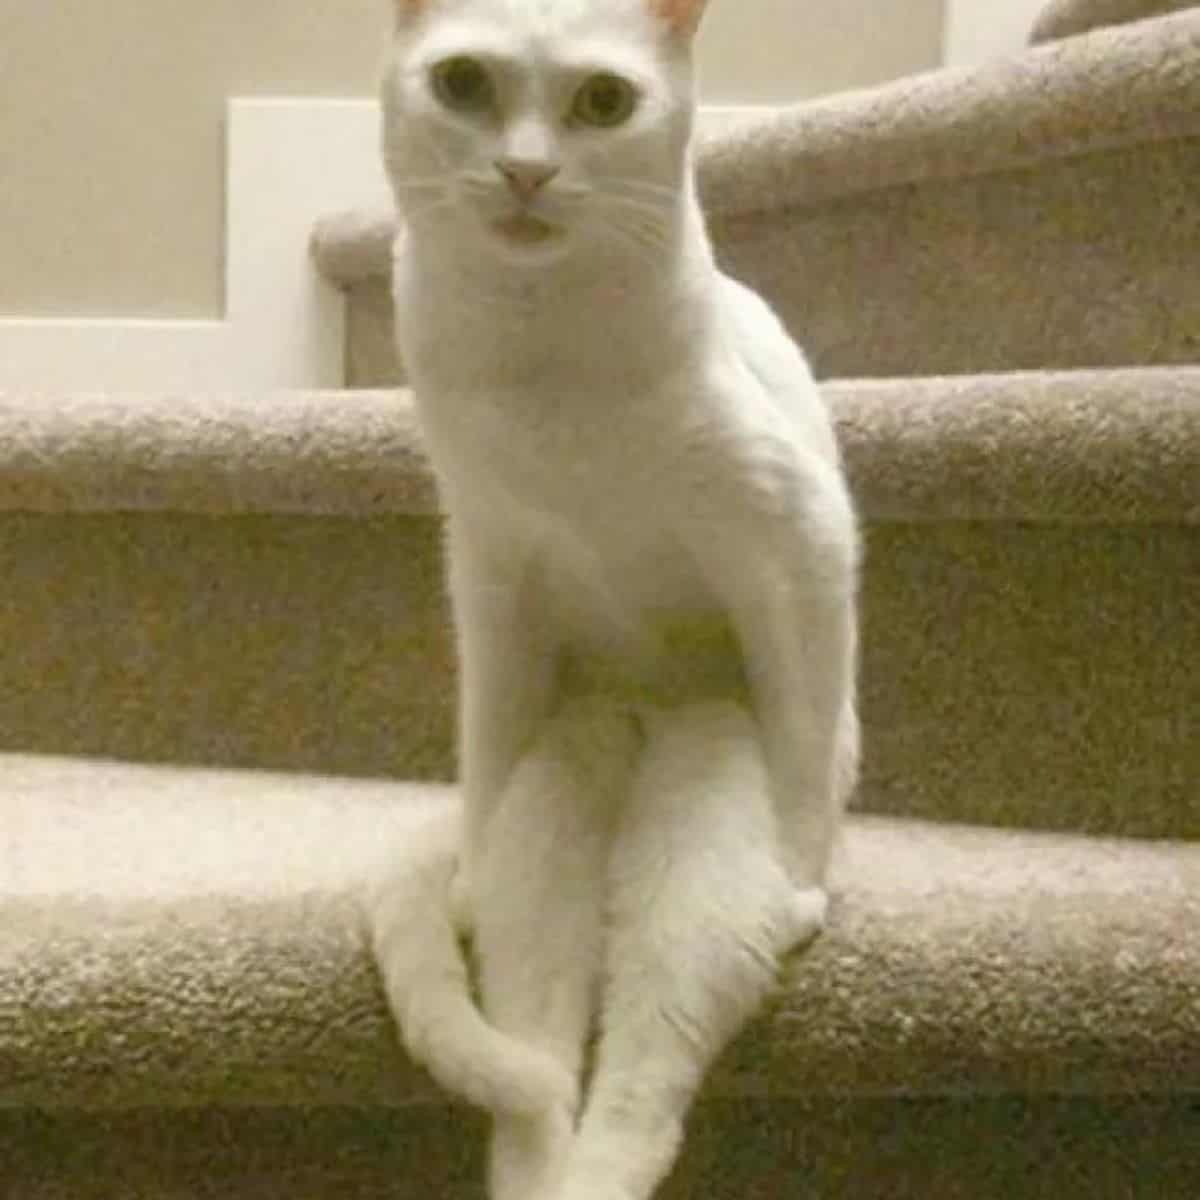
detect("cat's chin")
(484, 213), (572, 266)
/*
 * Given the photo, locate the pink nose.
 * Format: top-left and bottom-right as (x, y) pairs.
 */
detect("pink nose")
(495, 158), (560, 200)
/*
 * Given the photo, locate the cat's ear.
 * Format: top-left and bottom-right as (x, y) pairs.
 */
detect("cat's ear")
(651, 0), (710, 39)
(394, 0), (428, 26)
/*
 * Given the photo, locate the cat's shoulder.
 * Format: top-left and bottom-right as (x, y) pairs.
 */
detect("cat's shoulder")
(709, 273), (815, 394)
(705, 271), (840, 464)
(714, 272), (792, 342)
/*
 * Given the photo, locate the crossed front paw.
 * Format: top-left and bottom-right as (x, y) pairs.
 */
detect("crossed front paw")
(534, 1180), (635, 1200)
(448, 860), (475, 937)
(784, 884), (829, 950)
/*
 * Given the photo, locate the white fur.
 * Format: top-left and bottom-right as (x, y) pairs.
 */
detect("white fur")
(368, 809), (578, 1120)
(372, 1), (860, 1196)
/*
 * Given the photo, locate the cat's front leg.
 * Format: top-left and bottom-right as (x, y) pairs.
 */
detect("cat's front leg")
(475, 698), (640, 1200)
(549, 701), (813, 1200)
(686, 457), (860, 896)
(447, 520), (558, 930)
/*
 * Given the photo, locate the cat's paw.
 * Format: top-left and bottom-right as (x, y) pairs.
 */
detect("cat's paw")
(782, 885), (829, 951)
(539, 1177), (633, 1200)
(448, 863), (475, 938)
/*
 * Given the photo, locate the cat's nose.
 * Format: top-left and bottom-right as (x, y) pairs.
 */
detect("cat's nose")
(495, 158), (560, 201)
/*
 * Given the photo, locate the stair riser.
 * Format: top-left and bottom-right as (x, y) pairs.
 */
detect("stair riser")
(0, 513), (456, 782)
(860, 521), (1199, 837)
(714, 140), (1200, 379)
(4, 511), (1194, 837)
(5, 1099), (1199, 1200)
(339, 142), (1200, 388)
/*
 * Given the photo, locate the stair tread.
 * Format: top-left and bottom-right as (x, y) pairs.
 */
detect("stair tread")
(1, 369), (1197, 524)
(3, 753), (1197, 1110)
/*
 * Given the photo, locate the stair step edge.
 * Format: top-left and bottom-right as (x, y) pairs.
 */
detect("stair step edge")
(3, 756), (1199, 1110)
(0, 367), (1196, 524)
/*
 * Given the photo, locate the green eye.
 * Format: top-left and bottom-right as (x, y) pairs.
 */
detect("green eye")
(571, 73), (639, 129)
(431, 56), (494, 113)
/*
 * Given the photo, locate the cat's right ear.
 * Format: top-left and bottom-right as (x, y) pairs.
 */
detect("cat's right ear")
(651, 0), (711, 40)
(395, 0), (427, 27)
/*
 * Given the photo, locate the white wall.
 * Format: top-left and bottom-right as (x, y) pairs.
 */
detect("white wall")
(697, 0), (942, 103)
(942, 0), (1047, 66)
(0, 0), (388, 319)
(0, 0), (945, 388)
(0, 0), (944, 320)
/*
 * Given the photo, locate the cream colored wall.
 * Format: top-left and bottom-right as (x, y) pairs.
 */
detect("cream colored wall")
(696, 0), (943, 104)
(942, 0), (1047, 66)
(0, 1), (389, 319)
(0, 0), (943, 319)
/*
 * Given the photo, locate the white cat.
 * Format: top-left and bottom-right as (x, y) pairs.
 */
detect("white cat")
(370, 1), (860, 1197)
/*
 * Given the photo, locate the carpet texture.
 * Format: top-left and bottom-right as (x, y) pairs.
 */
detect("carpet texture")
(4, 370), (1197, 522)
(5, 2), (1199, 1195)
(7, 1100), (1200, 1200)
(2, 377), (1196, 835)
(4, 757), (1199, 1112)
(1030, 0), (1198, 43)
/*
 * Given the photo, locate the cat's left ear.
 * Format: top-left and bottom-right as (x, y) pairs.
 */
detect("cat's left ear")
(651, 0), (710, 40)
(395, 0), (427, 26)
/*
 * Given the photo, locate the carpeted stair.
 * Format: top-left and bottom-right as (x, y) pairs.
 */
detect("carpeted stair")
(3, 4), (1199, 1198)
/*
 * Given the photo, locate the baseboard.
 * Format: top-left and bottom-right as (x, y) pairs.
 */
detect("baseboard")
(0, 100), (770, 391)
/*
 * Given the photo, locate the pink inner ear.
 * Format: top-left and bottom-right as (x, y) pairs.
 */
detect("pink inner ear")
(651, 0), (705, 36)
(394, 0), (429, 28)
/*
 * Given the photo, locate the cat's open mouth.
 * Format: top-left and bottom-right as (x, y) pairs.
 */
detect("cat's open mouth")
(492, 213), (563, 246)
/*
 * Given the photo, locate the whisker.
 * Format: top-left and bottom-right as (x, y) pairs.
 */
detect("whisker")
(616, 232), (666, 264)
(602, 193), (674, 223)
(608, 214), (672, 260)
(597, 177), (677, 201)
(598, 194), (675, 257)
(554, 181), (594, 201)
(632, 213), (675, 249)
(399, 126), (457, 176)
(402, 197), (455, 225)
(628, 228), (671, 257)
(382, 149), (454, 190)
(388, 175), (450, 191)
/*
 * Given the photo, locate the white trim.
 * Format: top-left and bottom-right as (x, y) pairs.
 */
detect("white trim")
(699, 104), (772, 136)
(942, 0), (1045, 66)
(0, 100), (770, 391)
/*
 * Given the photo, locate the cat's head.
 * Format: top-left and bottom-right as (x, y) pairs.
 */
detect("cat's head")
(382, 0), (710, 267)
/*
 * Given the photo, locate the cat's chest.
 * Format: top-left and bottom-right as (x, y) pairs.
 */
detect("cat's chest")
(419, 376), (672, 534)
(420, 377), (719, 634)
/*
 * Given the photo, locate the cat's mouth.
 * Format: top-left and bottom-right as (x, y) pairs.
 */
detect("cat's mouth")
(491, 212), (564, 247)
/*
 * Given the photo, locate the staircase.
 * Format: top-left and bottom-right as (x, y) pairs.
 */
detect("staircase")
(3, 9), (1199, 1199)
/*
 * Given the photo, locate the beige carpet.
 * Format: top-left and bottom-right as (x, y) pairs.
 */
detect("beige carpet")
(4, 2), (1198, 1195)
(3, 375), (1196, 833)
(4, 370), (1197, 521)
(6, 1099), (1200, 1200)
(4, 756), (1199, 1112)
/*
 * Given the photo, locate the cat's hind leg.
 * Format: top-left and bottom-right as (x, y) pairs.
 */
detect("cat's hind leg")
(553, 700), (822, 1200)
(473, 698), (640, 1200)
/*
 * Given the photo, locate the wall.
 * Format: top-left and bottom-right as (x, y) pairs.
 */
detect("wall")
(696, 0), (943, 103)
(0, 0), (943, 322)
(0, 0), (388, 319)
(942, 0), (1047, 66)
